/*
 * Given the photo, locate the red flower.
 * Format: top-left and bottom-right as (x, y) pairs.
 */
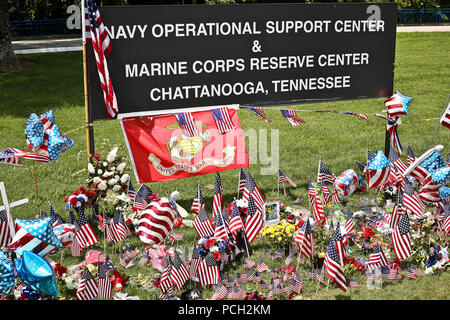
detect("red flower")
(64, 196), (69, 202)
(153, 277), (161, 288)
(93, 153), (100, 160)
(362, 227), (375, 239)
(109, 270), (130, 291)
(174, 218), (184, 228)
(205, 238), (216, 249)
(296, 220), (304, 228)
(70, 198), (77, 206)
(52, 263), (67, 278)
(74, 190), (80, 196)
(212, 251), (221, 261)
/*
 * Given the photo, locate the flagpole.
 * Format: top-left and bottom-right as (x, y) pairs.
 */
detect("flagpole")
(429, 94), (450, 147)
(82, 0), (95, 161)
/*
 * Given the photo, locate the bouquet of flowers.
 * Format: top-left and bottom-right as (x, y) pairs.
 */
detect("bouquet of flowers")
(86, 147), (130, 210)
(197, 235), (231, 261)
(64, 186), (95, 209)
(261, 221), (295, 249)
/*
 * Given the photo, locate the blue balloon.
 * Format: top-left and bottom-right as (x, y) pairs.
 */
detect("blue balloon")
(439, 186), (450, 201)
(0, 251), (15, 296)
(421, 150), (447, 175)
(15, 251), (58, 297)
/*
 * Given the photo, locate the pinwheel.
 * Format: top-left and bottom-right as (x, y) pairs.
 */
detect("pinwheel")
(25, 110), (74, 162)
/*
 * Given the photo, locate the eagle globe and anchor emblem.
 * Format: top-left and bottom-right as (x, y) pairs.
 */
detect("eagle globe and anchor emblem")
(148, 120), (237, 175)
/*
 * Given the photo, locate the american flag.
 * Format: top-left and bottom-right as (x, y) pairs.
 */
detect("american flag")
(256, 258), (269, 273)
(387, 267), (400, 281)
(312, 186), (326, 225)
(242, 172), (265, 212)
(0, 147), (50, 164)
(264, 247), (271, 260)
(260, 279), (269, 290)
(228, 201), (244, 234)
(315, 268), (325, 284)
(367, 243), (389, 270)
(133, 184), (153, 210)
(404, 182), (425, 218)
(115, 209), (131, 239)
(175, 112), (199, 137)
(278, 170), (297, 187)
(321, 182), (331, 205)
(391, 212), (411, 261)
(193, 207), (214, 238)
(308, 268), (314, 280)
(285, 251), (293, 266)
(103, 255), (115, 272)
(367, 149), (374, 162)
(273, 248), (285, 259)
(97, 262), (112, 299)
(419, 171), (447, 203)
(191, 184), (205, 214)
(333, 222), (345, 266)
(356, 161), (367, 174)
(389, 147), (408, 174)
(0, 148), (21, 166)
(324, 238), (347, 292)
(214, 209), (229, 241)
(366, 150), (391, 189)
(212, 173), (223, 219)
(127, 181), (136, 203)
(244, 258), (255, 269)
(189, 245), (201, 280)
(211, 107), (234, 134)
(318, 161), (336, 184)
(244, 195), (263, 244)
(198, 253), (219, 286)
(137, 197), (176, 245)
(281, 109), (306, 127)
(105, 217), (119, 243)
(343, 111), (368, 120)
(76, 267), (98, 300)
(49, 205), (64, 227)
(307, 180), (316, 207)
(85, 0), (118, 119)
(237, 168), (246, 195)
(119, 252), (126, 268)
(211, 284), (228, 300)
(244, 106), (272, 123)
(291, 272), (303, 294)
(345, 207), (354, 235)
(440, 103), (450, 129)
(159, 256), (173, 293)
(349, 276), (359, 288)
(170, 252), (189, 290)
(294, 218), (315, 259)
(70, 236), (82, 257)
(443, 209), (450, 234)
(0, 211), (11, 248)
(75, 207), (99, 249)
(410, 264), (420, 277)
(384, 91), (412, 117)
(406, 267), (416, 279)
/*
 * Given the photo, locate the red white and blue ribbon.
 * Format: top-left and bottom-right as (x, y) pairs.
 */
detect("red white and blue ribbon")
(386, 116), (403, 156)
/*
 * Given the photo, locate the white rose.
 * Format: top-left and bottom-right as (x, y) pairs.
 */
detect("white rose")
(108, 178), (118, 186)
(98, 181), (107, 191)
(111, 167), (115, 172)
(103, 161), (108, 167)
(93, 177), (102, 184)
(113, 185), (122, 192)
(107, 147), (119, 163)
(88, 163), (95, 174)
(103, 171), (113, 178)
(117, 163), (126, 173)
(115, 175), (120, 180)
(120, 174), (130, 184)
(210, 246), (219, 252)
(97, 169), (103, 175)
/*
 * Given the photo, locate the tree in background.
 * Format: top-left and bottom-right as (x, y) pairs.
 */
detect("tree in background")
(0, 0), (17, 70)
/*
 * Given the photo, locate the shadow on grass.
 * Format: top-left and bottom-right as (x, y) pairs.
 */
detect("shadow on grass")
(335, 294), (352, 300)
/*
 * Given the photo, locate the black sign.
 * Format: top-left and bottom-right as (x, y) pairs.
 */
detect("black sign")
(86, 3), (397, 121)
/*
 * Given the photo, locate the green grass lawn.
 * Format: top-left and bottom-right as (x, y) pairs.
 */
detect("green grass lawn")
(0, 32), (449, 300)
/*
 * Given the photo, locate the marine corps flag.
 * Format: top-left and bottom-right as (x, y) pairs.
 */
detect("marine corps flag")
(120, 107), (248, 182)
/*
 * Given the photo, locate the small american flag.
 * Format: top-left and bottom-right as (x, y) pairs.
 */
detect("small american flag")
(175, 112), (199, 137)
(237, 168), (246, 194)
(324, 238), (347, 292)
(0, 211), (11, 248)
(406, 267), (416, 280)
(133, 184), (153, 210)
(193, 208), (214, 238)
(391, 212), (411, 261)
(273, 248), (285, 259)
(349, 276), (359, 288)
(244, 258), (255, 269)
(198, 253), (219, 286)
(244, 106), (272, 123)
(281, 109), (305, 127)
(169, 251), (189, 290)
(212, 173), (223, 218)
(242, 171), (265, 212)
(228, 201), (244, 234)
(214, 210), (229, 241)
(189, 245), (201, 280)
(440, 103), (450, 129)
(127, 181), (136, 203)
(404, 182), (425, 218)
(85, 0), (118, 119)
(244, 193), (263, 244)
(294, 218), (315, 259)
(76, 267), (98, 300)
(321, 182), (331, 205)
(98, 262), (112, 299)
(0, 147), (50, 164)
(278, 170), (297, 187)
(159, 256), (173, 293)
(345, 207), (354, 235)
(75, 207), (99, 249)
(191, 184), (205, 214)
(256, 258), (269, 273)
(318, 160), (336, 184)
(211, 107), (234, 134)
(0, 148), (21, 166)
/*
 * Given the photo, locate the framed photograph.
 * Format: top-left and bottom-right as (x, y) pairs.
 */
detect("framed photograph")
(263, 202), (280, 226)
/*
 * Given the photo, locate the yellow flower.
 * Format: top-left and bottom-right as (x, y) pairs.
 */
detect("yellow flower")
(318, 252), (325, 258)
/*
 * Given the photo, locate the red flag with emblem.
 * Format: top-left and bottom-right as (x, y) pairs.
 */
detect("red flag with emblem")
(120, 108), (248, 183)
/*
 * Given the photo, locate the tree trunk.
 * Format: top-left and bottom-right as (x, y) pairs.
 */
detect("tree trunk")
(0, 0), (17, 69)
